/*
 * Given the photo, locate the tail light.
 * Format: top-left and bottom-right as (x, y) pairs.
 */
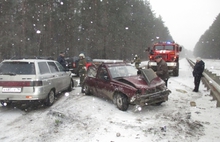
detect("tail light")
(0, 81), (43, 87)
(30, 81), (43, 86)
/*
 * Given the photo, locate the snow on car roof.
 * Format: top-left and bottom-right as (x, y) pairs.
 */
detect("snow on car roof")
(2, 59), (54, 62)
(92, 59), (124, 63)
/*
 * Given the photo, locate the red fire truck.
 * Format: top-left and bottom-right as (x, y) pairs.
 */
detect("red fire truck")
(146, 41), (182, 76)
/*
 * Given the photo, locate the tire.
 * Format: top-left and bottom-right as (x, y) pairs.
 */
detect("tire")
(154, 102), (163, 106)
(0, 101), (4, 106)
(67, 79), (73, 92)
(45, 90), (55, 106)
(116, 93), (129, 111)
(82, 84), (91, 95)
(0, 101), (12, 106)
(173, 67), (179, 76)
(173, 62), (179, 76)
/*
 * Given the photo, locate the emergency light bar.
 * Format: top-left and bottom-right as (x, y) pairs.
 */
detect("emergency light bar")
(157, 41), (175, 44)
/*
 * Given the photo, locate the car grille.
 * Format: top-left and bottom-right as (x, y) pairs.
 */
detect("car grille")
(139, 88), (170, 101)
(161, 55), (168, 60)
(146, 85), (165, 94)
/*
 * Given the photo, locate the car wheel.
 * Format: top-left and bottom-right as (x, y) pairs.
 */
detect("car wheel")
(0, 101), (12, 106)
(173, 62), (179, 76)
(67, 79), (73, 91)
(82, 84), (91, 95)
(173, 68), (179, 76)
(45, 90), (55, 106)
(154, 102), (163, 106)
(116, 93), (129, 111)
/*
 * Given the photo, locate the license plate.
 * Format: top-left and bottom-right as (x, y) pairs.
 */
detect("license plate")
(2, 87), (22, 93)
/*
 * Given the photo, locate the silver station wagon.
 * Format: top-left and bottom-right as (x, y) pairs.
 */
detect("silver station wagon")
(0, 59), (74, 106)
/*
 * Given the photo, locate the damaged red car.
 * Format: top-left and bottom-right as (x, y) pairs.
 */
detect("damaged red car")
(81, 59), (171, 111)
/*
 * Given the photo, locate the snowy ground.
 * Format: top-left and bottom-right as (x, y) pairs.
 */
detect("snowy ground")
(0, 58), (220, 142)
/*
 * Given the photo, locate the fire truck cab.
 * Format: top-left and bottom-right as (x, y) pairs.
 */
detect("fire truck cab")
(147, 41), (182, 76)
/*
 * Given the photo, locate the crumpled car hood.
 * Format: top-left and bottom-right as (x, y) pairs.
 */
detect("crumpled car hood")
(116, 76), (163, 89)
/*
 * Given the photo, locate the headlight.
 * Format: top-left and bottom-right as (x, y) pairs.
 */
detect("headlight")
(167, 62), (177, 66)
(148, 62), (157, 66)
(130, 96), (136, 103)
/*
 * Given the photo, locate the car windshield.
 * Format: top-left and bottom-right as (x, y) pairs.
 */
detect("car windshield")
(155, 45), (174, 50)
(165, 46), (174, 50)
(108, 65), (138, 78)
(0, 62), (35, 75)
(155, 46), (164, 50)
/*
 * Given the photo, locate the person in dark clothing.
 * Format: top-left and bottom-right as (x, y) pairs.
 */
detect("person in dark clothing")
(192, 57), (205, 92)
(155, 55), (169, 87)
(57, 52), (66, 68)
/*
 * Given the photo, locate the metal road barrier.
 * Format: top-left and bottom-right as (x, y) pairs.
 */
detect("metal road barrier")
(187, 58), (220, 107)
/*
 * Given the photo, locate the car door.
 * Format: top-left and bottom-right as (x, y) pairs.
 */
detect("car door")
(95, 66), (113, 99)
(38, 61), (59, 94)
(84, 65), (98, 94)
(47, 61), (64, 92)
(55, 61), (71, 89)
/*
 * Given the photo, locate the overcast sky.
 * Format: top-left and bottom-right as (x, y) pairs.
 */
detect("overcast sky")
(148, 0), (220, 51)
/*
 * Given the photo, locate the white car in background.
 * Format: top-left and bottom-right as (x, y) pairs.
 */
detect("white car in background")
(0, 58), (74, 106)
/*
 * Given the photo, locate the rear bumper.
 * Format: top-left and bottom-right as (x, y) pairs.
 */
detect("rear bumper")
(148, 61), (177, 72)
(0, 87), (49, 101)
(148, 61), (177, 67)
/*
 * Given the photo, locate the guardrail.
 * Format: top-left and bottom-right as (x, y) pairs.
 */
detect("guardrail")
(187, 58), (220, 107)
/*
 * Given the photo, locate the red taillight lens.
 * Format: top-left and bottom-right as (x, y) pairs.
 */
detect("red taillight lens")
(31, 81), (43, 86)
(0, 81), (43, 87)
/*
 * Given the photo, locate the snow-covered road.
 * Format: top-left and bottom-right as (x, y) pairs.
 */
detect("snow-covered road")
(0, 58), (219, 142)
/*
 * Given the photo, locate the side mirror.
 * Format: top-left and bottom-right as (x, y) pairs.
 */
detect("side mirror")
(145, 47), (154, 55)
(104, 75), (109, 80)
(179, 47), (182, 52)
(150, 50), (154, 55)
(145, 47), (151, 52)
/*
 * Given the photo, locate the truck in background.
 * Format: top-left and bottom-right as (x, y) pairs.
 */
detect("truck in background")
(146, 41), (182, 76)
(65, 56), (92, 76)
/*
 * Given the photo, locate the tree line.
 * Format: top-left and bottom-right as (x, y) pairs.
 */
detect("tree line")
(0, 0), (173, 61)
(194, 13), (220, 59)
